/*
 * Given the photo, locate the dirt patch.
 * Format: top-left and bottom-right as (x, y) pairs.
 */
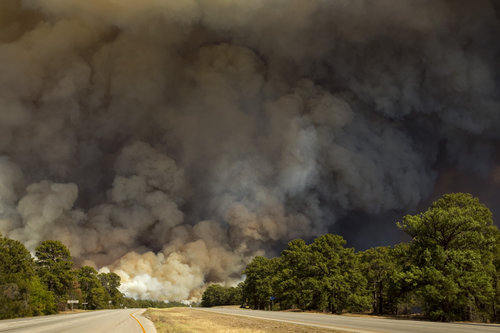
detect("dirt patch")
(144, 307), (343, 333)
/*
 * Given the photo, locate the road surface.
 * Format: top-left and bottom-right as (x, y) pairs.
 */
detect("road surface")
(0, 309), (156, 333)
(199, 307), (500, 333)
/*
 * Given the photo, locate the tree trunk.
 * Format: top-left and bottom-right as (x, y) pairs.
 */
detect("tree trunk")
(377, 281), (384, 314)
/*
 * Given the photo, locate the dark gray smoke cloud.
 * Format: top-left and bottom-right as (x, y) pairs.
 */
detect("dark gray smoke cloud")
(0, 0), (499, 300)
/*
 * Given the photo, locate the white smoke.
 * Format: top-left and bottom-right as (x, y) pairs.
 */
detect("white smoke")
(0, 0), (499, 301)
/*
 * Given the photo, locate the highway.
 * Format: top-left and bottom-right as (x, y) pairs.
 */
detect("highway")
(199, 307), (500, 333)
(0, 309), (156, 333)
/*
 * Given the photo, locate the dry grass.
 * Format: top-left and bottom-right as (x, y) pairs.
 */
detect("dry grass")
(59, 309), (90, 314)
(144, 307), (343, 333)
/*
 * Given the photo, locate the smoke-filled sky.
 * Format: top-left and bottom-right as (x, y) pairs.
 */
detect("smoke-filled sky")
(0, 0), (499, 301)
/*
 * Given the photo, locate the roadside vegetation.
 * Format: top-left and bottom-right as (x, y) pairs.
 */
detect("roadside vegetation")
(202, 193), (500, 323)
(0, 237), (125, 318)
(0, 236), (180, 319)
(2, 192), (499, 323)
(145, 307), (340, 333)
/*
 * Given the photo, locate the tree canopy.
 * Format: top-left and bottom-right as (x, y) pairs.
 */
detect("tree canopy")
(237, 235), (371, 313)
(0, 235), (55, 318)
(0, 235), (128, 319)
(3, 192), (500, 323)
(35, 240), (74, 308)
(397, 193), (499, 321)
(229, 193), (500, 322)
(201, 284), (242, 307)
(76, 266), (108, 310)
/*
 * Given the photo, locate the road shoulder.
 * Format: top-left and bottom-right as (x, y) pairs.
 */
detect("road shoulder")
(133, 309), (157, 333)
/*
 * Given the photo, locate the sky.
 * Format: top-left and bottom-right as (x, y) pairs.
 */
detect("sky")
(0, 0), (499, 301)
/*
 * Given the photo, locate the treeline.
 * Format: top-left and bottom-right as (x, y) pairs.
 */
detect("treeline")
(201, 284), (243, 307)
(0, 238), (126, 319)
(202, 193), (500, 322)
(126, 299), (187, 308)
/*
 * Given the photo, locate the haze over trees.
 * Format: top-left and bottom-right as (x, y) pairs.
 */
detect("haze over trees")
(203, 193), (500, 323)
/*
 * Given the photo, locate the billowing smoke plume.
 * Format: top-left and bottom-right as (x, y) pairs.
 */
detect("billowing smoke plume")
(0, 0), (499, 301)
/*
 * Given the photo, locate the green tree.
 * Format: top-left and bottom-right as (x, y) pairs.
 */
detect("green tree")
(76, 266), (108, 309)
(0, 234), (34, 284)
(242, 256), (280, 310)
(28, 277), (57, 316)
(398, 193), (498, 321)
(385, 242), (420, 315)
(307, 234), (370, 313)
(0, 234), (55, 318)
(201, 284), (224, 307)
(492, 230), (500, 321)
(0, 234), (35, 318)
(35, 240), (74, 309)
(277, 236), (370, 313)
(200, 284), (242, 307)
(98, 272), (123, 308)
(201, 284), (226, 307)
(359, 246), (397, 314)
(278, 239), (316, 311)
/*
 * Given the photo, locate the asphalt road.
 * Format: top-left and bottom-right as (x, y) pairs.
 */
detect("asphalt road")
(0, 309), (156, 333)
(199, 308), (500, 333)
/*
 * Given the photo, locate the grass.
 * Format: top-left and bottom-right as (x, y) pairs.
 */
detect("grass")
(144, 307), (344, 333)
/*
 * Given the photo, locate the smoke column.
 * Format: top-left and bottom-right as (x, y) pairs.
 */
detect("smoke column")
(0, 0), (499, 301)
